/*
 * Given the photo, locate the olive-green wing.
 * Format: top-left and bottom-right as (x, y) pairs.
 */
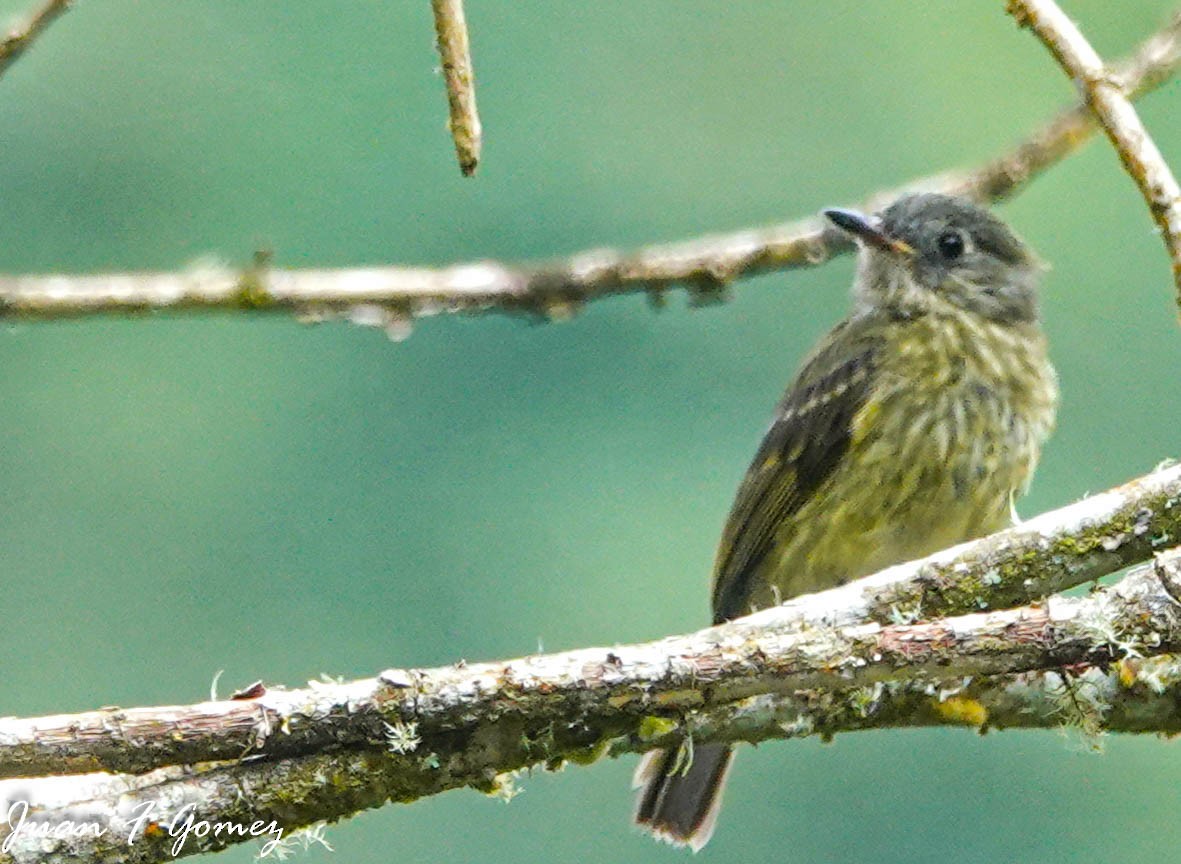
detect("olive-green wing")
(711, 318), (881, 622)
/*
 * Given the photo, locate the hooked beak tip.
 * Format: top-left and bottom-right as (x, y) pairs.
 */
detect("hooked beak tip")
(823, 207), (914, 257)
(822, 208), (866, 234)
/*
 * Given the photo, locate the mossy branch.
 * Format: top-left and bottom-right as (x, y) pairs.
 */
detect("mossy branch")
(2, 468), (1181, 861)
(1, 463), (1177, 782)
(5, 550), (1181, 863)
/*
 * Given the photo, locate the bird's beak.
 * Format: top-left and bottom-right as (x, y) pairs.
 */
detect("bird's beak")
(824, 208), (914, 257)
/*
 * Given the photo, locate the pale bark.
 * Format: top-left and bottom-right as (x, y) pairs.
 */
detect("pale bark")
(0, 13), (1178, 324)
(1009, 0), (1181, 310)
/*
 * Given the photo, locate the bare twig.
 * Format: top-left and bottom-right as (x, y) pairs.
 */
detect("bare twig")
(431, 0), (482, 176)
(1, 13), (1179, 323)
(1, 463), (1178, 782)
(0, 0), (70, 79)
(1008, 1), (1181, 313)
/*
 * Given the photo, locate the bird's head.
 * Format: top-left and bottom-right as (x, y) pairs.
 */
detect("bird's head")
(825, 193), (1041, 323)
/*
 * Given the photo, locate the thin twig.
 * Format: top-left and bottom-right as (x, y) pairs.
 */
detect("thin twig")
(1, 13), (1179, 323)
(1, 463), (1178, 781)
(431, 0), (482, 176)
(1008, 1), (1181, 314)
(0, 0), (70, 79)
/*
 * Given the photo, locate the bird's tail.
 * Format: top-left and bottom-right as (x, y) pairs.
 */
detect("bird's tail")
(633, 743), (734, 852)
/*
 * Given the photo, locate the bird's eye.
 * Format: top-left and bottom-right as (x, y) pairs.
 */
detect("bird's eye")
(936, 230), (965, 261)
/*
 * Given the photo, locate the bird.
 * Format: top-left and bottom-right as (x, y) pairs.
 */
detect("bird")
(633, 192), (1059, 850)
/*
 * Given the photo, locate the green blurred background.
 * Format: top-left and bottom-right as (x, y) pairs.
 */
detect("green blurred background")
(2, 1), (1180, 861)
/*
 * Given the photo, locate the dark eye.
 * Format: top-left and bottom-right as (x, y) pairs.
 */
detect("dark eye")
(936, 230), (965, 261)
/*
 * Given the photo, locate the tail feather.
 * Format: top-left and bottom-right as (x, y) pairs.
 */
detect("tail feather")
(633, 744), (734, 852)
